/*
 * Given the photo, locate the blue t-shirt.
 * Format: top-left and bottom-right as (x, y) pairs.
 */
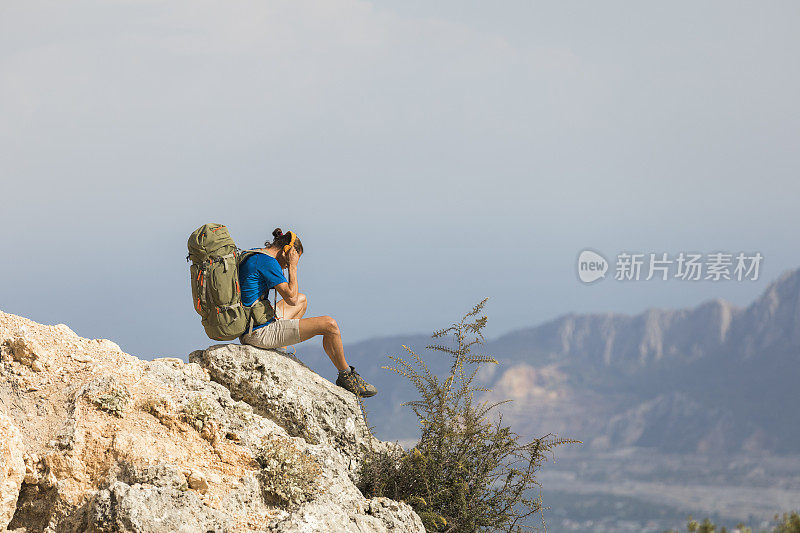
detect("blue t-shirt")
(238, 253), (288, 330)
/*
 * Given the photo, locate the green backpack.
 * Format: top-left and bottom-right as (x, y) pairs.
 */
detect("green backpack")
(187, 223), (275, 341)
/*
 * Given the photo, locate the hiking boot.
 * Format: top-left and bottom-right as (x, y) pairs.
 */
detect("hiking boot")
(336, 366), (377, 398)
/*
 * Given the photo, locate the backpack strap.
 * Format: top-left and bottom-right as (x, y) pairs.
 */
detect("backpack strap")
(218, 253), (235, 272)
(243, 294), (271, 335)
(237, 248), (269, 262)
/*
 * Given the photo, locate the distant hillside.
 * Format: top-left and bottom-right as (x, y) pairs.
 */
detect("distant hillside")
(302, 268), (800, 454)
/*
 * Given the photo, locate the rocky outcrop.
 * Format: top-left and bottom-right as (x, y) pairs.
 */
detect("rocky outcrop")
(0, 411), (25, 530)
(190, 344), (397, 471)
(0, 311), (424, 532)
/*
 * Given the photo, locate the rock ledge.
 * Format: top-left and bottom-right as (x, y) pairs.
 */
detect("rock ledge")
(0, 311), (423, 533)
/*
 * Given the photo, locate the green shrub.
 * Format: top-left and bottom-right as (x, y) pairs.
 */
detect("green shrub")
(775, 512), (800, 533)
(686, 517), (720, 533)
(255, 435), (322, 508)
(666, 511), (800, 533)
(93, 385), (131, 418)
(358, 298), (580, 532)
(181, 394), (215, 431)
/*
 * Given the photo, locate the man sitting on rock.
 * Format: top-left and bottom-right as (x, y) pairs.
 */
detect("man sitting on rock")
(238, 228), (377, 398)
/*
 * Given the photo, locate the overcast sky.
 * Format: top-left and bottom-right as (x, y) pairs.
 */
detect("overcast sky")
(2, 1), (799, 360)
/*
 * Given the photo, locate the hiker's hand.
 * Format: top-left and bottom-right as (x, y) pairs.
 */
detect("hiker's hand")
(286, 247), (299, 268)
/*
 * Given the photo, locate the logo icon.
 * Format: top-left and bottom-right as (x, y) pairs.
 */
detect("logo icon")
(577, 249), (608, 283)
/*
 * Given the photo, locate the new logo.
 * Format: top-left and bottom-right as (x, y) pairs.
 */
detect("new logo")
(577, 249), (608, 283)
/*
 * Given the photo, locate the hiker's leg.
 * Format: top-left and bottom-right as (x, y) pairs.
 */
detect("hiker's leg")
(297, 316), (378, 397)
(298, 316), (348, 372)
(276, 292), (307, 319)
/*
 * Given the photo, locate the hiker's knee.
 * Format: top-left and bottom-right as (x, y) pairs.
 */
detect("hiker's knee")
(322, 316), (339, 335)
(296, 292), (308, 309)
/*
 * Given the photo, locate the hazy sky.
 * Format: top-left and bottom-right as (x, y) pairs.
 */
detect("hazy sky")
(2, 1), (799, 359)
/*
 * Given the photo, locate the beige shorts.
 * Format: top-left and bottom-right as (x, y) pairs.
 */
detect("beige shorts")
(240, 319), (301, 349)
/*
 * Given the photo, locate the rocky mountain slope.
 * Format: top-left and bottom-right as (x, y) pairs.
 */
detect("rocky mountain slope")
(0, 311), (424, 532)
(487, 267), (800, 454)
(305, 267), (800, 454)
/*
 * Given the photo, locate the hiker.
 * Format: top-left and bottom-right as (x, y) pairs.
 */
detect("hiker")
(237, 228), (377, 398)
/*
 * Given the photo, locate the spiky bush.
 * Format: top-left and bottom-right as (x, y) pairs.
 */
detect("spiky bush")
(181, 395), (216, 431)
(255, 435), (322, 508)
(358, 298), (580, 532)
(775, 512), (800, 533)
(93, 385), (131, 418)
(669, 511), (800, 533)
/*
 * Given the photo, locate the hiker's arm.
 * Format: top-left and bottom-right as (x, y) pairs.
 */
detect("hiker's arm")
(275, 251), (299, 305)
(274, 278), (298, 305)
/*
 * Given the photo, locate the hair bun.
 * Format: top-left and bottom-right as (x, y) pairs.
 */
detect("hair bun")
(272, 228), (283, 238)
